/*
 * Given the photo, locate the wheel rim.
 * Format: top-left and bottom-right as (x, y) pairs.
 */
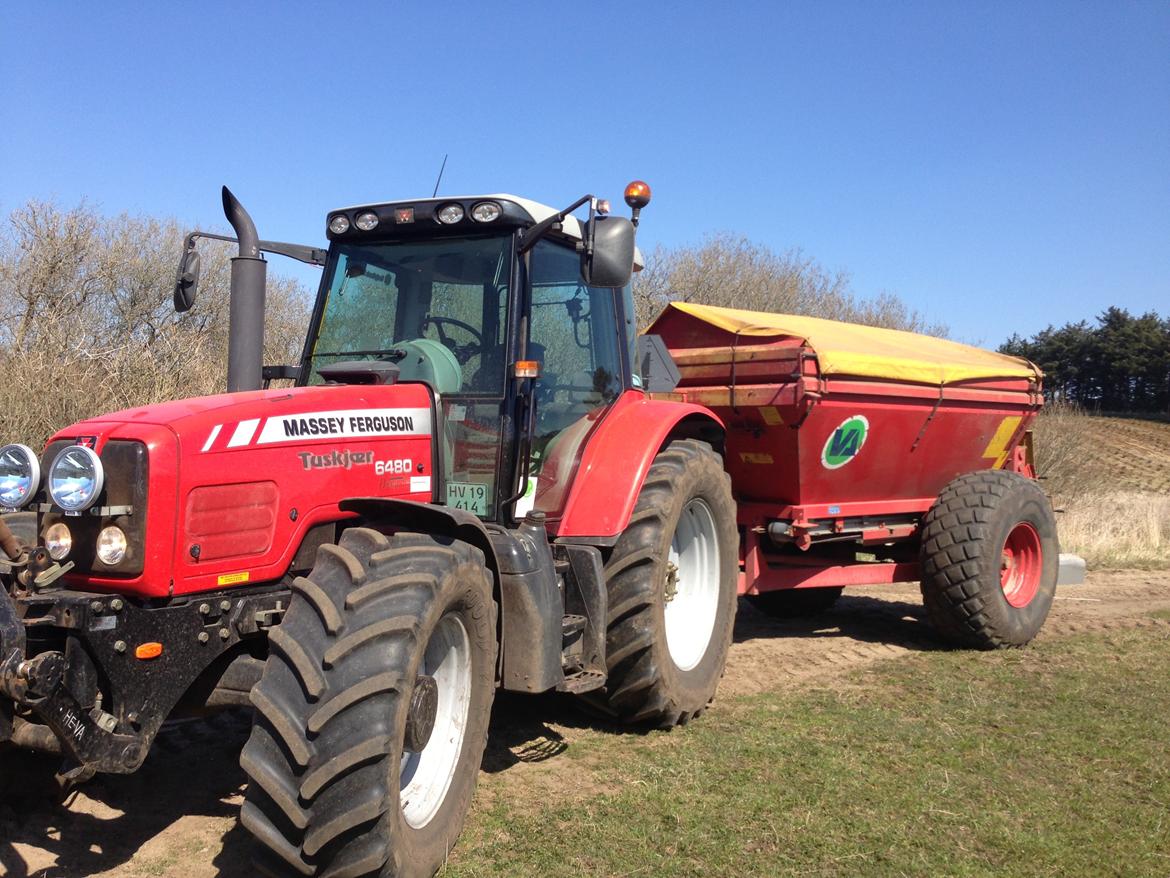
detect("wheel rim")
(664, 498), (721, 671)
(1000, 522), (1043, 608)
(400, 613), (472, 829)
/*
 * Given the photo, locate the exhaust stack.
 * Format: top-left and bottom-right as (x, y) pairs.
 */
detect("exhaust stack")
(222, 187), (266, 393)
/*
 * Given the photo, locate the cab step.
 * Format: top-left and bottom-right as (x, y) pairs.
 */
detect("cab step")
(557, 669), (606, 694)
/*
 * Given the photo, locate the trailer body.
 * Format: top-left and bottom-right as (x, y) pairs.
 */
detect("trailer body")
(647, 302), (1044, 594)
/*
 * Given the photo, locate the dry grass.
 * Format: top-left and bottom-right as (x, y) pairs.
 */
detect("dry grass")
(1033, 404), (1170, 568)
(1056, 491), (1170, 569)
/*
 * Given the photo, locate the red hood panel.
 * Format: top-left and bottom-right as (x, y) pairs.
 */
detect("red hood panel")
(53, 383), (438, 598)
(54, 385), (432, 446)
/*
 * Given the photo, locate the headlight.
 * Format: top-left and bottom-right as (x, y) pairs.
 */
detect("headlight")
(355, 211), (379, 231)
(328, 214), (350, 234)
(48, 445), (105, 512)
(45, 522), (72, 560)
(436, 203), (464, 224)
(0, 443), (40, 509)
(471, 201), (501, 223)
(96, 526), (128, 565)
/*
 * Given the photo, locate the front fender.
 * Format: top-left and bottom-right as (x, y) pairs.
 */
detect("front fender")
(554, 392), (724, 541)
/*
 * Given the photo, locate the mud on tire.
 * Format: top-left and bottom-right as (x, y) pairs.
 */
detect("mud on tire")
(598, 439), (738, 727)
(919, 469), (1058, 649)
(240, 529), (496, 878)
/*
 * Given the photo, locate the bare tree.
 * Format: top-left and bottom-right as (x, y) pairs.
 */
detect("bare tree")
(634, 232), (946, 336)
(0, 200), (313, 447)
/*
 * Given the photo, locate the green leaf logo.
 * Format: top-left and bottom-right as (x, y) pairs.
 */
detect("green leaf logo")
(821, 415), (869, 469)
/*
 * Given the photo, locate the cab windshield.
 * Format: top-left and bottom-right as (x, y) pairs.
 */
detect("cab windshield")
(305, 234), (515, 520)
(307, 235), (513, 393)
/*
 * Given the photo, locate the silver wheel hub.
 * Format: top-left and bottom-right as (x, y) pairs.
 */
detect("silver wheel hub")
(663, 498), (721, 671)
(400, 614), (472, 829)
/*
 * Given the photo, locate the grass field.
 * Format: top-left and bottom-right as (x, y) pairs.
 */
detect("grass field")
(1035, 412), (1170, 568)
(444, 624), (1170, 877)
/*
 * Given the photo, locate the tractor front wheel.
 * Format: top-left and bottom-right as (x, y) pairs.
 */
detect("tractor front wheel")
(919, 470), (1058, 649)
(240, 529), (496, 878)
(597, 439), (738, 727)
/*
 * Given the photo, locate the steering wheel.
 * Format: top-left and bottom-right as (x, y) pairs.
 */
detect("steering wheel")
(421, 316), (484, 365)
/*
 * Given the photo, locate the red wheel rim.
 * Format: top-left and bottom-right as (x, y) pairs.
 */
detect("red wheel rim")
(1000, 522), (1042, 608)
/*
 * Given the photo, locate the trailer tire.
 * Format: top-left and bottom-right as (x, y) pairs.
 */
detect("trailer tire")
(240, 528), (496, 878)
(597, 439), (738, 727)
(919, 470), (1058, 649)
(746, 587), (843, 618)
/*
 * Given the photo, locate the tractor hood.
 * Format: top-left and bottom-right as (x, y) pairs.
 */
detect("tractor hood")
(41, 383), (437, 599)
(51, 384), (432, 450)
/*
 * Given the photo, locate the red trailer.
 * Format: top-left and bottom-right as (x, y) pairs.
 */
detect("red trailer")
(647, 302), (1061, 645)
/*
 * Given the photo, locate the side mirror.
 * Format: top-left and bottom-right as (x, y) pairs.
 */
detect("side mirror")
(581, 215), (635, 288)
(173, 244), (201, 313)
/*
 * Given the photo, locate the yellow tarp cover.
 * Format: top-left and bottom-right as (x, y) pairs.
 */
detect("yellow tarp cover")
(657, 302), (1042, 386)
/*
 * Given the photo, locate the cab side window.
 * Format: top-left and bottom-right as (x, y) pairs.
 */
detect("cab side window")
(523, 240), (625, 517)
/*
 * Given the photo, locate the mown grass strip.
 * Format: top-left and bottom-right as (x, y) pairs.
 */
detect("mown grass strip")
(447, 625), (1170, 877)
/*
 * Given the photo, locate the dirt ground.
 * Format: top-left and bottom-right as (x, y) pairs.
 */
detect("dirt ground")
(2, 569), (1168, 878)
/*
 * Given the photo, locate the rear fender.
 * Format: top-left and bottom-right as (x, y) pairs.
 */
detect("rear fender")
(554, 394), (725, 541)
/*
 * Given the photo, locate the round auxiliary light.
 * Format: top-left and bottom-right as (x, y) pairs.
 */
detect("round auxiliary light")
(436, 203), (465, 225)
(328, 214), (351, 235)
(624, 180), (652, 209)
(0, 443), (41, 509)
(470, 201), (501, 223)
(355, 211), (380, 231)
(48, 445), (105, 513)
(96, 526), (128, 566)
(44, 522), (73, 560)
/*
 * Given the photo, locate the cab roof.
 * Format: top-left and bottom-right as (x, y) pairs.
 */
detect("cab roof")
(329, 194), (645, 267)
(330, 194), (586, 240)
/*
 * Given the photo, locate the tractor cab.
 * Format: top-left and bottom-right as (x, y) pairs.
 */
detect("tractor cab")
(298, 190), (648, 526)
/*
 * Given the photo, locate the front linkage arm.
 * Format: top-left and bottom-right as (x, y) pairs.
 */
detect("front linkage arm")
(0, 584), (289, 779)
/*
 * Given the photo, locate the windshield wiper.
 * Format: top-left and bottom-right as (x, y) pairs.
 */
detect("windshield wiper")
(314, 348), (408, 361)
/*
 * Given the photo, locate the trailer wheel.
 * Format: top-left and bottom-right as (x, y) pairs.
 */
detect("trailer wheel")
(746, 586), (843, 618)
(240, 529), (496, 878)
(919, 470), (1058, 649)
(598, 439), (738, 727)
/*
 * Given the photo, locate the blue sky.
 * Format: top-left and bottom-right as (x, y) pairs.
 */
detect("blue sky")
(2, 1), (1167, 346)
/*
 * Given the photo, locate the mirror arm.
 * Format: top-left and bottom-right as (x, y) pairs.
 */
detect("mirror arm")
(517, 193), (593, 255)
(182, 231), (328, 266)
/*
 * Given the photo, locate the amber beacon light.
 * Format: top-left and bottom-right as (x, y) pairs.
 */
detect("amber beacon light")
(624, 180), (652, 209)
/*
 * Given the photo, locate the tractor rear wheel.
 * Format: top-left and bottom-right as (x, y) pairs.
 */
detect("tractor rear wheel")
(919, 470), (1058, 649)
(746, 586), (843, 618)
(597, 439), (738, 727)
(240, 529), (496, 878)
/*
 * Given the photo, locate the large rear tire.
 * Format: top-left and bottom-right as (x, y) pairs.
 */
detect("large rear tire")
(598, 439), (738, 727)
(919, 470), (1058, 649)
(240, 529), (496, 878)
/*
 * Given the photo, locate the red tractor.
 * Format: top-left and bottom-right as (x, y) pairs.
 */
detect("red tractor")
(0, 181), (1068, 878)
